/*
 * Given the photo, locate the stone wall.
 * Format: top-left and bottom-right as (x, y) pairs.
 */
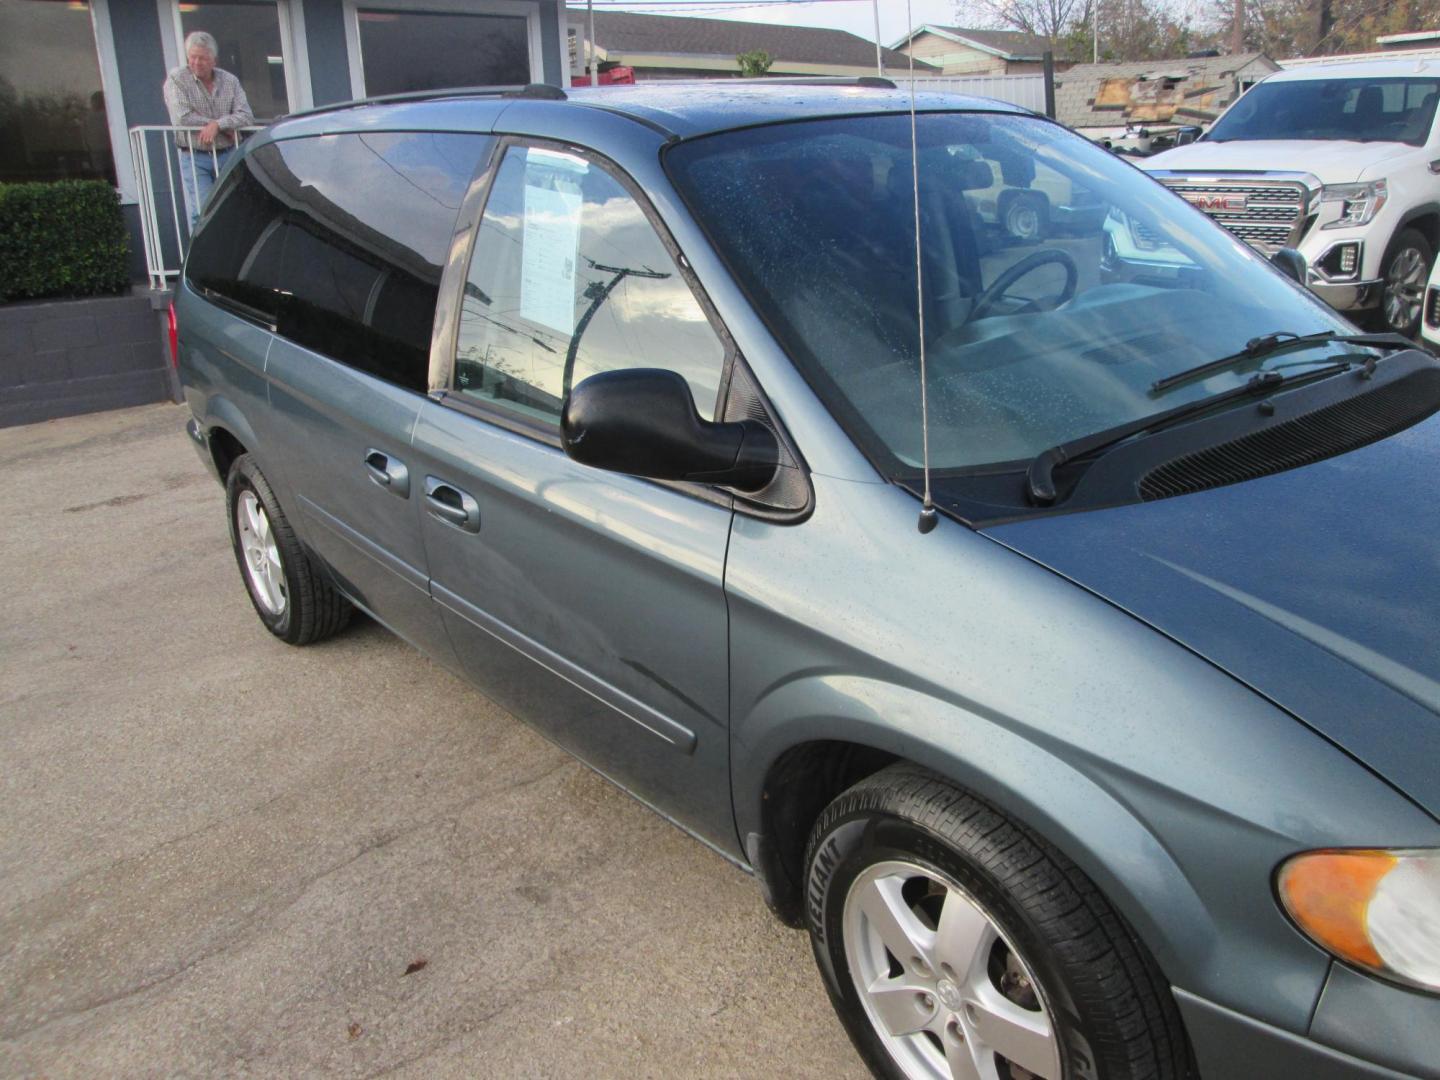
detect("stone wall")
(1, 292), (177, 429)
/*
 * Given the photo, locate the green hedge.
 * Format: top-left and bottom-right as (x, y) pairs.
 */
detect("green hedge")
(0, 181), (130, 302)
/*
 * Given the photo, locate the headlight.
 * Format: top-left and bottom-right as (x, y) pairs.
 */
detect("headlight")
(1278, 849), (1440, 992)
(1320, 179), (1388, 230)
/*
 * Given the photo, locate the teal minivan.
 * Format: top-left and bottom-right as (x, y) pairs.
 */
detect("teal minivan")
(178, 82), (1440, 1080)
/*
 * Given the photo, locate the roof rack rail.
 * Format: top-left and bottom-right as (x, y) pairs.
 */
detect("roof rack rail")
(505, 83), (567, 100)
(280, 83), (563, 122)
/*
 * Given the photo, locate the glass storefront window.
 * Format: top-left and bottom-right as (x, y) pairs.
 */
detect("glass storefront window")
(358, 10), (530, 96)
(0, 0), (115, 185)
(179, 1), (289, 120)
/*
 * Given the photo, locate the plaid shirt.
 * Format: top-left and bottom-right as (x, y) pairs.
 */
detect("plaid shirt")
(163, 66), (255, 150)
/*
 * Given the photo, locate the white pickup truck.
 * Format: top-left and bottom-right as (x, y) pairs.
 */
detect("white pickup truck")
(1142, 59), (1440, 336)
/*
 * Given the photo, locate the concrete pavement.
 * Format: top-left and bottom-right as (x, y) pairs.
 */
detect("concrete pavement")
(0, 403), (866, 1078)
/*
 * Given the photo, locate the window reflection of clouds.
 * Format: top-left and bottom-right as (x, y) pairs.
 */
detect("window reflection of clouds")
(276, 133), (475, 268)
(455, 153), (723, 422)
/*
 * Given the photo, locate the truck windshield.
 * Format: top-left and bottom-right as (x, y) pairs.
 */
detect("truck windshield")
(666, 112), (1353, 476)
(1207, 77), (1440, 145)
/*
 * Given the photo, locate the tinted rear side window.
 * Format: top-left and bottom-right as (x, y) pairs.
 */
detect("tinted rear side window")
(186, 131), (493, 391)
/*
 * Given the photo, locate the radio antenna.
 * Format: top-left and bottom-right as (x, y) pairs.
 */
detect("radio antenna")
(905, 0), (938, 535)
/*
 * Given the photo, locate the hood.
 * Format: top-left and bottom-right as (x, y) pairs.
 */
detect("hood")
(1144, 139), (1418, 186)
(984, 414), (1440, 820)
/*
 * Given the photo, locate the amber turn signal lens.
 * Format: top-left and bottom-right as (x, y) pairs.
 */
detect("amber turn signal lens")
(1277, 850), (1397, 968)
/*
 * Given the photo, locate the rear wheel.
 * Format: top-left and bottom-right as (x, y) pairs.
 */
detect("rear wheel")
(1376, 228), (1432, 337)
(805, 765), (1190, 1080)
(226, 454), (351, 645)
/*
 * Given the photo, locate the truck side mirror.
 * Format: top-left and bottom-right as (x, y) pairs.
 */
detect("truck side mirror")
(1271, 248), (1307, 284)
(1175, 126), (1203, 146)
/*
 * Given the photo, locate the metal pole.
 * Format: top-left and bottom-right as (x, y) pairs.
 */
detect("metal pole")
(873, 0), (884, 76)
(587, 0), (596, 86)
(133, 129), (162, 291)
(1043, 51), (1056, 117)
(167, 133), (189, 267)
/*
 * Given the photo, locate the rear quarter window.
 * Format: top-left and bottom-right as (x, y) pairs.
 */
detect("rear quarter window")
(185, 131), (494, 392)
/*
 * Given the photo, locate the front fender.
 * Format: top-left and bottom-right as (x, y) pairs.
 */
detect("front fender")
(726, 477), (1436, 1037)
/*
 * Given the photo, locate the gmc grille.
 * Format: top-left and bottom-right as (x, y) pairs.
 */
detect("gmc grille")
(1427, 286), (1440, 330)
(1156, 179), (1313, 257)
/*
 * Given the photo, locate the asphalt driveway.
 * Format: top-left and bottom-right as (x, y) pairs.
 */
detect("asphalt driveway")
(0, 403), (865, 1078)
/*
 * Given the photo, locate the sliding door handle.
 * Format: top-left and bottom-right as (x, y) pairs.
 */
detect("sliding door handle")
(364, 449), (410, 497)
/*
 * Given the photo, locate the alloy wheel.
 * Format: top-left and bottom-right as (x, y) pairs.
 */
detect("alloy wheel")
(237, 489), (287, 616)
(1383, 245), (1427, 333)
(843, 859), (1062, 1080)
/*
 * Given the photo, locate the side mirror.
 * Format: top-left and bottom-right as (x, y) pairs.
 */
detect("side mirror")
(956, 159), (996, 190)
(1271, 247), (1307, 284)
(562, 368), (779, 492)
(1175, 125), (1202, 146)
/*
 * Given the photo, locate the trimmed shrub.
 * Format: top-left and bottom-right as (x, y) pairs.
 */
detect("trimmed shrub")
(0, 181), (130, 301)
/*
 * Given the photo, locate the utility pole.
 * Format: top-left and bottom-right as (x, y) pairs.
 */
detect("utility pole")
(1230, 0), (1244, 54)
(587, 0), (596, 86)
(873, 0), (884, 76)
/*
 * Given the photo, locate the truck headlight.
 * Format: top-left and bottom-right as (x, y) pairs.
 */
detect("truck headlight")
(1321, 179), (1388, 229)
(1278, 849), (1440, 992)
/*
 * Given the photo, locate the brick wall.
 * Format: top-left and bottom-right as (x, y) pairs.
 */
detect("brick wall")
(1, 293), (176, 428)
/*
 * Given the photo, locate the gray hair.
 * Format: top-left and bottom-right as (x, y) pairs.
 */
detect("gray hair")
(184, 30), (218, 57)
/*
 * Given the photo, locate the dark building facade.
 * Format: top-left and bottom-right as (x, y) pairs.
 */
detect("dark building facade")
(3, 0), (567, 278)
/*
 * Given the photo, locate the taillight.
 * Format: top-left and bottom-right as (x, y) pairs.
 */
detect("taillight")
(167, 302), (179, 368)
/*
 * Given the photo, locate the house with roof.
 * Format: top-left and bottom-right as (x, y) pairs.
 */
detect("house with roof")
(1280, 30), (1440, 68)
(1053, 53), (1279, 139)
(565, 9), (931, 80)
(890, 25), (1062, 76)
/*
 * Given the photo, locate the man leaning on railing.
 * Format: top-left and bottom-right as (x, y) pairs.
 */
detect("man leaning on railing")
(162, 30), (255, 230)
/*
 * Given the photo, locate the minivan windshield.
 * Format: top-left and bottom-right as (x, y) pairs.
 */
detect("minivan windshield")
(1206, 77), (1440, 145)
(666, 112), (1356, 476)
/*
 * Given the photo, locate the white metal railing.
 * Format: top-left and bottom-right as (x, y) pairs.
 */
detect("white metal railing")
(891, 74), (1049, 114)
(128, 125), (261, 292)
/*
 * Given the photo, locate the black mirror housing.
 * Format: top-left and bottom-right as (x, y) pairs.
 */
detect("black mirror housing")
(1175, 125), (1203, 146)
(562, 368), (779, 492)
(1271, 247), (1307, 284)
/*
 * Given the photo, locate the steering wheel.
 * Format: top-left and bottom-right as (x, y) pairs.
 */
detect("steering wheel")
(967, 249), (1078, 323)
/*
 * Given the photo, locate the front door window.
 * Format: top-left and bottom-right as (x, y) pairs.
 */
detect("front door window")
(454, 145), (725, 427)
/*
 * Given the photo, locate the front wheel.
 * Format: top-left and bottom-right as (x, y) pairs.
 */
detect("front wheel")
(804, 765), (1190, 1080)
(1002, 194), (1047, 244)
(1376, 228), (1433, 337)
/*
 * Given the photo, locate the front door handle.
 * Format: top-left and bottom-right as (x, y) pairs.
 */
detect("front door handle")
(424, 477), (481, 533)
(364, 449), (410, 497)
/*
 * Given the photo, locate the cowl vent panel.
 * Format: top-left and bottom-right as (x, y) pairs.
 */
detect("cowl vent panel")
(1138, 368), (1440, 502)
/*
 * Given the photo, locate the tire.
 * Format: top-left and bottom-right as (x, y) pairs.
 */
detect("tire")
(1002, 194), (1047, 244)
(804, 765), (1190, 1080)
(1375, 228), (1433, 337)
(226, 454), (351, 645)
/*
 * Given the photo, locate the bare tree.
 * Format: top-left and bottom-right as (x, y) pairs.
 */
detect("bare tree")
(954, 0), (1094, 42)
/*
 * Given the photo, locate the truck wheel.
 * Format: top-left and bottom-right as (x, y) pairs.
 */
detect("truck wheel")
(1003, 195), (1047, 244)
(804, 764), (1190, 1080)
(226, 454), (351, 645)
(1377, 228), (1432, 337)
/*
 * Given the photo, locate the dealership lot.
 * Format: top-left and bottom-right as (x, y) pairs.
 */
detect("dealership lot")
(0, 403), (864, 1078)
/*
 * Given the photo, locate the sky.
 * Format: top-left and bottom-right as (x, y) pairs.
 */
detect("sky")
(574, 1), (969, 48)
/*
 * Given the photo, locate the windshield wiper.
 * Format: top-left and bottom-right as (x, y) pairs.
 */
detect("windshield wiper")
(1150, 331), (1415, 394)
(1027, 361), (1355, 505)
